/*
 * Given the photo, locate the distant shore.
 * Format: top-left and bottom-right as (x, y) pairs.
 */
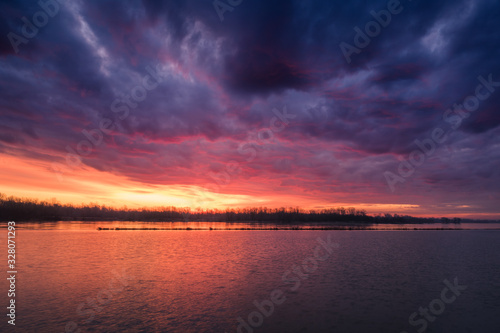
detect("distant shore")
(2, 194), (498, 224)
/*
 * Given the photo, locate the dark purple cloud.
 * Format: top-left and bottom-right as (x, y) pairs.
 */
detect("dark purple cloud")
(0, 0), (499, 217)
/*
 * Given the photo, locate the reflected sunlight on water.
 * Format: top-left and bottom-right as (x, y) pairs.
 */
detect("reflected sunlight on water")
(1, 227), (499, 332)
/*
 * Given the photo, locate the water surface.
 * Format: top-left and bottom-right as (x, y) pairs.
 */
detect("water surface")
(1, 225), (499, 332)
(8, 220), (500, 230)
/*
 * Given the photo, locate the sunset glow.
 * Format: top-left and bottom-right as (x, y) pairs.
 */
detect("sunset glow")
(1, 0), (499, 220)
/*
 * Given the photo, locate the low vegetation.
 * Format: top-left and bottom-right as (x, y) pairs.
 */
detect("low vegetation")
(0, 193), (467, 224)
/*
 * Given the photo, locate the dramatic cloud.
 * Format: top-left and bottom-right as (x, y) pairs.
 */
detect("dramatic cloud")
(1, 0), (499, 218)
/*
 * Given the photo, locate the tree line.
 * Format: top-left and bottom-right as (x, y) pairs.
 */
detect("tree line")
(0, 193), (464, 223)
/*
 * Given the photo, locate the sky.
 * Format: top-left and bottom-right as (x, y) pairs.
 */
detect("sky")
(0, 0), (499, 219)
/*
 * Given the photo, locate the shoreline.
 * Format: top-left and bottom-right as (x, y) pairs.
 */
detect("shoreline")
(95, 226), (500, 231)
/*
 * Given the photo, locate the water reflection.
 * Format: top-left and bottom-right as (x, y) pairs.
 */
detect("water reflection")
(7, 229), (500, 332)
